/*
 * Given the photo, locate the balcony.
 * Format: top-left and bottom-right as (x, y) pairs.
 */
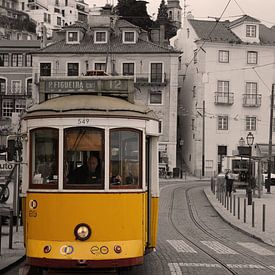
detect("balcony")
(214, 92), (234, 105)
(0, 89), (31, 97)
(243, 94), (261, 107)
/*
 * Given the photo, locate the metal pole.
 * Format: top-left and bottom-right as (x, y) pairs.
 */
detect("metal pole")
(202, 100), (205, 177)
(233, 194), (236, 216)
(252, 201), (255, 227)
(262, 204), (266, 232)
(238, 197), (240, 220)
(267, 84), (274, 194)
(244, 198), (246, 223)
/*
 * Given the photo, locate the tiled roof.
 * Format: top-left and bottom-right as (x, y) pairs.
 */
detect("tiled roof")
(0, 40), (41, 48)
(259, 24), (275, 45)
(188, 19), (241, 43)
(36, 33), (179, 54)
(63, 21), (89, 31)
(229, 15), (260, 28)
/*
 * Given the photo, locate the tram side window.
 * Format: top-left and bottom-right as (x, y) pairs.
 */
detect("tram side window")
(31, 128), (58, 187)
(64, 127), (104, 189)
(110, 129), (141, 189)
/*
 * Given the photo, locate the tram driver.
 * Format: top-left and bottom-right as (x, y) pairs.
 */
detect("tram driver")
(68, 155), (101, 184)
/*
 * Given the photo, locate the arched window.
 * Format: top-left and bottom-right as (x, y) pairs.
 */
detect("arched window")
(0, 78), (6, 94)
(110, 129), (142, 189)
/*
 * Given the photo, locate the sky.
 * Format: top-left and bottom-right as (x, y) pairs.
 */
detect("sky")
(88, 0), (275, 27)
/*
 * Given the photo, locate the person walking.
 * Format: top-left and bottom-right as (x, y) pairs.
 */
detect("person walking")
(225, 170), (234, 196)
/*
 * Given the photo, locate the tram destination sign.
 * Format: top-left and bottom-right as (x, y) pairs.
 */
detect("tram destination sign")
(40, 78), (132, 94)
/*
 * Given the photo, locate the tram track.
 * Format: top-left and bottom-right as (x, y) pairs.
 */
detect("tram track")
(185, 185), (275, 273)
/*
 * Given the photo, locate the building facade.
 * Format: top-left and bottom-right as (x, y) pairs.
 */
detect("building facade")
(173, 14), (275, 177)
(31, 13), (180, 172)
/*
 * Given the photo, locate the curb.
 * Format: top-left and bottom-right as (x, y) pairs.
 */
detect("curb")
(1, 255), (25, 274)
(204, 188), (275, 247)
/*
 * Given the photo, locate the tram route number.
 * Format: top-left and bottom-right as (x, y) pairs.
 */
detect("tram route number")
(77, 118), (90, 125)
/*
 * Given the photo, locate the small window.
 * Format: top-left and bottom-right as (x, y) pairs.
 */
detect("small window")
(94, 62), (106, 71)
(67, 31), (79, 43)
(27, 78), (32, 96)
(219, 50), (229, 63)
(0, 53), (9, 67)
(158, 120), (163, 134)
(246, 25), (256, 37)
(67, 62), (79, 76)
(11, 80), (21, 94)
(218, 115), (228, 130)
(15, 99), (26, 114)
(25, 53), (32, 67)
(122, 63), (134, 76)
(247, 51), (258, 64)
(40, 63), (51, 76)
(246, 116), (256, 131)
(0, 78), (6, 94)
(2, 99), (13, 117)
(30, 128), (59, 188)
(11, 54), (23, 67)
(110, 129), (141, 189)
(64, 127), (104, 189)
(123, 31), (135, 43)
(149, 90), (162, 104)
(57, 17), (61, 26)
(94, 31), (107, 43)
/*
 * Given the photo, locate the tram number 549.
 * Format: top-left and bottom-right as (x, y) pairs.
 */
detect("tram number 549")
(78, 118), (90, 125)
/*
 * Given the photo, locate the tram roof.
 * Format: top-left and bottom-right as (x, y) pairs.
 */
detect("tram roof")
(24, 95), (158, 120)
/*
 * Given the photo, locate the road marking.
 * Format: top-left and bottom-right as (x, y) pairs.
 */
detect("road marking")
(237, 242), (275, 255)
(201, 241), (238, 254)
(167, 240), (197, 253)
(227, 264), (265, 269)
(179, 263), (221, 268)
(168, 263), (183, 275)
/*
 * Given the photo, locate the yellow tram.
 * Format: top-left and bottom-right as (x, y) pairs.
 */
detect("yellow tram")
(19, 93), (159, 270)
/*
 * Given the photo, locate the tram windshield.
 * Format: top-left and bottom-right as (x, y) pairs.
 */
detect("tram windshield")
(64, 127), (104, 189)
(110, 129), (141, 189)
(31, 128), (59, 187)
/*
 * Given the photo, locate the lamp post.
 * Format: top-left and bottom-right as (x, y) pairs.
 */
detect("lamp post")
(246, 132), (254, 205)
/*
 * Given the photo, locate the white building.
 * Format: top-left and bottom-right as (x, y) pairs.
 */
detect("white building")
(173, 14), (275, 177)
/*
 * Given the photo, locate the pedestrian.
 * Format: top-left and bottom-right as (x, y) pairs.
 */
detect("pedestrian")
(225, 170), (234, 196)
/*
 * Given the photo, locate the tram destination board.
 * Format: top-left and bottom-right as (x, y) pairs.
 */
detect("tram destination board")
(40, 77), (133, 94)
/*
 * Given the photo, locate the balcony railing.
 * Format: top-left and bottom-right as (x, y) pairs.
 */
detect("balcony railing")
(135, 73), (167, 86)
(243, 94), (261, 107)
(214, 92), (234, 105)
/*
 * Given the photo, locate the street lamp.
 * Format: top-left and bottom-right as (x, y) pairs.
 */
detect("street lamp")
(246, 132), (254, 205)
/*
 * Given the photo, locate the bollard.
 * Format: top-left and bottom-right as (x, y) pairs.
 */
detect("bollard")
(252, 201), (255, 228)
(247, 185), (252, 206)
(262, 204), (266, 232)
(226, 193), (229, 210)
(238, 197), (240, 220)
(230, 195), (232, 213)
(233, 195), (236, 216)
(246, 199), (248, 225)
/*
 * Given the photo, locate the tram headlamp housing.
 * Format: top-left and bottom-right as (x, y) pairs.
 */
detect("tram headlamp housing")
(74, 223), (91, 241)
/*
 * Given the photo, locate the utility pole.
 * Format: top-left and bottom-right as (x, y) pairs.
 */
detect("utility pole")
(267, 84), (274, 194)
(202, 100), (205, 177)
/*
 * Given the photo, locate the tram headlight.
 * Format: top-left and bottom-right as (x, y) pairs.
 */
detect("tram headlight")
(74, 223), (91, 241)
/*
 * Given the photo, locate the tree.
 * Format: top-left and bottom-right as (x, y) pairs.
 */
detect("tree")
(115, 0), (153, 31)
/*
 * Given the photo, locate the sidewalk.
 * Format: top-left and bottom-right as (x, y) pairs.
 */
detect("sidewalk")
(205, 185), (275, 247)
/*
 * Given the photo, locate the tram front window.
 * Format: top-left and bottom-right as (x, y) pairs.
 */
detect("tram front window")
(31, 128), (58, 188)
(110, 129), (141, 189)
(64, 127), (104, 189)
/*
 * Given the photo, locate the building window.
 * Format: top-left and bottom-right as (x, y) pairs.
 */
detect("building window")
(94, 31), (107, 43)
(247, 51), (258, 64)
(40, 63), (51, 76)
(219, 50), (229, 63)
(218, 80), (229, 93)
(2, 100), (13, 117)
(11, 80), (21, 94)
(0, 78), (6, 94)
(150, 63), (163, 82)
(149, 90), (162, 104)
(94, 63), (106, 71)
(0, 53), (9, 67)
(218, 116), (228, 130)
(15, 100), (26, 113)
(191, 118), (195, 130)
(57, 17), (61, 26)
(123, 31), (135, 43)
(25, 53), (32, 67)
(48, 14), (51, 23)
(192, 86), (196, 98)
(158, 120), (163, 134)
(67, 63), (79, 76)
(67, 31), (79, 43)
(272, 118), (275, 132)
(246, 25), (256, 37)
(27, 79), (32, 96)
(12, 54), (23, 67)
(246, 82), (257, 95)
(44, 13), (47, 22)
(246, 116), (256, 131)
(122, 63), (134, 76)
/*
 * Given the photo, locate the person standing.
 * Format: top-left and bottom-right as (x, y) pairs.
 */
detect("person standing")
(225, 170), (234, 196)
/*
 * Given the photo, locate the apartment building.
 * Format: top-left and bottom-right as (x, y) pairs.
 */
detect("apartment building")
(173, 14), (275, 177)
(31, 13), (181, 171)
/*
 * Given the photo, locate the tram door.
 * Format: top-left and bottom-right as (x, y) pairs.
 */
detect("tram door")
(146, 137), (151, 247)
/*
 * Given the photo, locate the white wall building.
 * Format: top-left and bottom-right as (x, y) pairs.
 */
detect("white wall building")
(173, 14), (275, 177)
